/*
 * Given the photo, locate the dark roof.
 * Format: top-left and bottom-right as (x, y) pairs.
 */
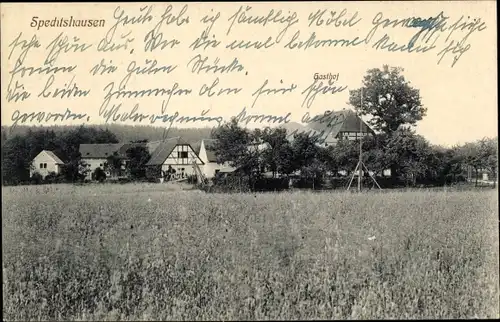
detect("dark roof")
(79, 142), (146, 159)
(203, 139), (218, 163)
(191, 141), (202, 154)
(43, 150), (64, 164)
(79, 143), (125, 159)
(145, 137), (192, 166)
(305, 110), (374, 138)
(192, 139), (218, 163)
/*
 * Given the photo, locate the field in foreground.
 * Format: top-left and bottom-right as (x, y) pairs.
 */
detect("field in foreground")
(2, 184), (499, 320)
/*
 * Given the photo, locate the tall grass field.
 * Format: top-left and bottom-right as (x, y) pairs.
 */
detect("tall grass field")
(2, 184), (499, 320)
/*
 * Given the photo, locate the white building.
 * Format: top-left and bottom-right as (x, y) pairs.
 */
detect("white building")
(192, 139), (234, 179)
(79, 143), (142, 179)
(30, 150), (65, 179)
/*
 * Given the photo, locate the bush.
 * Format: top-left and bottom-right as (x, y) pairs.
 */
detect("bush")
(251, 177), (290, 192)
(30, 172), (43, 185)
(93, 167), (107, 182)
(293, 176), (325, 190)
(44, 172), (66, 184)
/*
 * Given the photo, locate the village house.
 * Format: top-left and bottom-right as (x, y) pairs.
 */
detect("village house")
(191, 139), (235, 179)
(79, 143), (144, 180)
(30, 150), (65, 179)
(145, 137), (204, 180)
(306, 109), (375, 147)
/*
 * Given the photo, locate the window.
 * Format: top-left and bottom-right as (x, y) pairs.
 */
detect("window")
(100, 164), (103, 167)
(178, 151), (188, 158)
(39, 163), (43, 169)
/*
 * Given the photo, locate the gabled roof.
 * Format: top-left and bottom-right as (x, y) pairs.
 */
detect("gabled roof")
(79, 142), (146, 159)
(146, 137), (192, 166)
(40, 150), (64, 164)
(306, 110), (374, 138)
(79, 143), (125, 159)
(194, 139), (218, 163)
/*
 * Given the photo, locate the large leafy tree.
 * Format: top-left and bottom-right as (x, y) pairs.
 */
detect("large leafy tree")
(349, 65), (427, 134)
(383, 128), (436, 186)
(479, 137), (498, 187)
(457, 137), (498, 187)
(259, 127), (294, 178)
(211, 118), (259, 178)
(105, 152), (123, 177)
(126, 145), (151, 179)
(1, 135), (31, 185)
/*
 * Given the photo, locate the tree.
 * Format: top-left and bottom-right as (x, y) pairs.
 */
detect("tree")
(382, 129), (436, 186)
(1, 135), (31, 185)
(126, 145), (151, 179)
(259, 127), (293, 178)
(105, 152), (123, 177)
(361, 134), (390, 177)
(477, 137), (497, 187)
(211, 118), (259, 178)
(455, 141), (483, 187)
(331, 139), (358, 176)
(349, 65), (427, 134)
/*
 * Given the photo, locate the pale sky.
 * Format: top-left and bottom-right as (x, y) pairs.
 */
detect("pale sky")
(1, 1), (497, 147)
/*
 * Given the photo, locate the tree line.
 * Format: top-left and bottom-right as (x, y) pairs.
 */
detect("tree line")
(210, 65), (497, 189)
(211, 119), (497, 189)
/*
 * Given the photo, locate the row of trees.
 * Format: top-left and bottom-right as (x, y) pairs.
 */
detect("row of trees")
(211, 119), (497, 188)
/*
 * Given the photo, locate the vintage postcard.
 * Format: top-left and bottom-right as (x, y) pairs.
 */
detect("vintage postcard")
(1, 1), (498, 320)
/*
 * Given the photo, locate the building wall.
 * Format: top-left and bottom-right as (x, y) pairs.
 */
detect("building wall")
(30, 151), (61, 178)
(82, 158), (128, 179)
(198, 141), (233, 178)
(158, 145), (204, 179)
(339, 131), (370, 141)
(81, 158), (108, 179)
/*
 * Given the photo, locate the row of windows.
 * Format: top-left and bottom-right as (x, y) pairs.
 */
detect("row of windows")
(39, 163), (47, 169)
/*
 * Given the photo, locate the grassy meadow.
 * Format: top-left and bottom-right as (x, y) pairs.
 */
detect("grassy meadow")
(2, 183), (499, 320)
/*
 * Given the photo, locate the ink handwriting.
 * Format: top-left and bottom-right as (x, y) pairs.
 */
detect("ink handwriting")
(7, 33), (41, 66)
(100, 82), (192, 117)
(11, 108), (89, 128)
(199, 78), (243, 97)
(301, 79), (348, 109)
(307, 9), (361, 28)
(187, 54), (245, 74)
(234, 106), (291, 125)
(118, 60), (177, 89)
(44, 32), (92, 66)
(37, 75), (91, 99)
(227, 6), (299, 43)
(251, 79), (298, 109)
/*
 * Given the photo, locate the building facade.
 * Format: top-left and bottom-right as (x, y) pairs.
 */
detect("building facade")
(30, 150), (65, 178)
